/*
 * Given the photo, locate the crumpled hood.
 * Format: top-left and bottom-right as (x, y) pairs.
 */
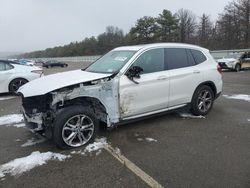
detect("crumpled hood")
(18, 70), (111, 97)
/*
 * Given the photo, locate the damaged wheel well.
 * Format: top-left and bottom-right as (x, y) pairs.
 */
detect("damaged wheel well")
(57, 97), (108, 125)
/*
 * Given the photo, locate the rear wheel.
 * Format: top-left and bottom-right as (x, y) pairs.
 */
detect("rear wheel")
(235, 64), (241, 72)
(9, 78), (28, 93)
(190, 85), (214, 116)
(53, 105), (99, 149)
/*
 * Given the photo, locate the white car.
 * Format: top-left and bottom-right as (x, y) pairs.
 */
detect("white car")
(0, 60), (43, 93)
(18, 43), (223, 149)
(217, 52), (250, 72)
(217, 57), (239, 71)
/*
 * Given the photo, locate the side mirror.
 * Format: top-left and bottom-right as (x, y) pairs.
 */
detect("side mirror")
(125, 66), (143, 84)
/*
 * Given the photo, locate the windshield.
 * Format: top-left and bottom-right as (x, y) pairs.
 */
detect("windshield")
(86, 50), (136, 73)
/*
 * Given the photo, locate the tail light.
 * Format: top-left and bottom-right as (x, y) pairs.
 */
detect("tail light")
(31, 70), (44, 76)
(217, 64), (222, 74)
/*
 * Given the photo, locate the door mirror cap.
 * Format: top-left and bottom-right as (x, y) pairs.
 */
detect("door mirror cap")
(125, 66), (143, 78)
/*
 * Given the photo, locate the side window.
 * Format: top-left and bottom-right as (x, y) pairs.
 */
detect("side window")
(165, 48), (189, 70)
(186, 49), (196, 66)
(0, 62), (6, 71)
(5, 63), (14, 70)
(133, 48), (165, 74)
(190, 49), (207, 64)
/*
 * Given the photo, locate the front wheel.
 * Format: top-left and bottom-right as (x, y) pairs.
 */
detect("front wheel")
(53, 105), (99, 149)
(190, 85), (214, 116)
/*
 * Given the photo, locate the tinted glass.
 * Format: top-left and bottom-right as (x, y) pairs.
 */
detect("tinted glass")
(0, 62), (5, 71)
(86, 50), (136, 73)
(5, 63), (13, 70)
(186, 49), (196, 66)
(133, 48), (165, 74)
(190, 49), (207, 64)
(165, 48), (189, 70)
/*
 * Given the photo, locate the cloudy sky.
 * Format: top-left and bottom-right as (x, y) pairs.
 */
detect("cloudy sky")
(0, 0), (230, 52)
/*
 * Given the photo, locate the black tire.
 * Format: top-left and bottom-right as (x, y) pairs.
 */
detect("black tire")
(9, 78), (28, 93)
(53, 105), (99, 149)
(235, 64), (241, 72)
(190, 85), (214, 116)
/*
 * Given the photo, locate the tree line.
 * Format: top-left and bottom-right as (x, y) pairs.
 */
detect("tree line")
(21, 0), (250, 58)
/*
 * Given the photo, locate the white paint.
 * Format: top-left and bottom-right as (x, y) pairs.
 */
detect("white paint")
(178, 112), (205, 119)
(247, 119), (250, 122)
(21, 137), (46, 147)
(18, 70), (111, 97)
(0, 114), (23, 126)
(0, 96), (16, 101)
(223, 94), (250, 102)
(0, 151), (71, 178)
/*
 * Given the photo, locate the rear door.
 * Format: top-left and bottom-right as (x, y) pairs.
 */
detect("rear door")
(166, 48), (205, 107)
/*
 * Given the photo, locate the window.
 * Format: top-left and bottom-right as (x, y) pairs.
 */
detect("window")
(186, 49), (196, 66)
(0, 62), (14, 71)
(0, 62), (5, 71)
(190, 49), (207, 64)
(86, 50), (136, 74)
(165, 48), (189, 70)
(133, 48), (165, 74)
(5, 63), (13, 70)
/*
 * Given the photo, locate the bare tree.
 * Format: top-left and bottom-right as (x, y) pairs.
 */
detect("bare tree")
(176, 9), (197, 43)
(197, 14), (214, 48)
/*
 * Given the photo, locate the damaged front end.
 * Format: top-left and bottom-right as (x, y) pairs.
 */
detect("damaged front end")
(21, 94), (54, 135)
(20, 75), (120, 138)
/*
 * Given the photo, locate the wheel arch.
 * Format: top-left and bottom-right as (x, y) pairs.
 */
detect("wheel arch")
(58, 96), (109, 125)
(8, 77), (29, 92)
(193, 81), (217, 98)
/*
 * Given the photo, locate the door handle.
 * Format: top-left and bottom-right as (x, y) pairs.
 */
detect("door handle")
(193, 70), (200, 74)
(157, 76), (168, 81)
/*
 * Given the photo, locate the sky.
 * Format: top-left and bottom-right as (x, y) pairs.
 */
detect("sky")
(0, 0), (231, 52)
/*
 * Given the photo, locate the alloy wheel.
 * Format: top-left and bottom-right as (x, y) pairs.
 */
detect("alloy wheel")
(62, 114), (94, 147)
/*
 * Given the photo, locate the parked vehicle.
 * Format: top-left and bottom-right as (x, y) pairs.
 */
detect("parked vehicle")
(17, 59), (36, 66)
(0, 60), (43, 93)
(43, 60), (68, 68)
(18, 43), (223, 149)
(217, 52), (250, 72)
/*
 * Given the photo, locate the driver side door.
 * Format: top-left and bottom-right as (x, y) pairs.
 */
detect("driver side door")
(119, 48), (170, 118)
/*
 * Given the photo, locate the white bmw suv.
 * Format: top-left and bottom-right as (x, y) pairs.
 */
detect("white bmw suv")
(18, 43), (223, 149)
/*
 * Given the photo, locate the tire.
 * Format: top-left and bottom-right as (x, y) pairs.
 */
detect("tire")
(9, 78), (28, 93)
(53, 105), (99, 149)
(190, 85), (214, 116)
(235, 64), (241, 72)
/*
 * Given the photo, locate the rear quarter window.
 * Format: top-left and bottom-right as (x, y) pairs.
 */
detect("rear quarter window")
(190, 49), (207, 64)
